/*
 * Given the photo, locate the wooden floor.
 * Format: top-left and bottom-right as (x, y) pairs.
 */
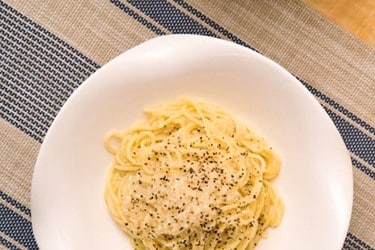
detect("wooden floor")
(303, 0), (375, 47)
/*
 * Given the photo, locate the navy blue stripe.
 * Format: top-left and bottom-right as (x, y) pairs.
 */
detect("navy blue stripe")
(300, 78), (375, 136)
(112, 0), (375, 175)
(352, 158), (375, 180)
(0, 104), (42, 143)
(126, 0), (216, 36)
(1, 84), (49, 137)
(0, 204), (38, 249)
(0, 13), (94, 79)
(0, 53), (67, 111)
(345, 239), (364, 250)
(0, 28), (84, 92)
(0, 1), (99, 70)
(342, 243), (351, 250)
(0, 191), (31, 217)
(347, 233), (374, 250)
(0, 234), (20, 250)
(0, 105), (43, 142)
(173, 0), (375, 136)
(1, 46), (68, 111)
(1, 73), (53, 141)
(342, 241), (356, 250)
(109, 0), (166, 35)
(0, 57), (62, 117)
(1, 69), (60, 117)
(345, 237), (366, 250)
(172, 0), (259, 52)
(325, 108), (375, 168)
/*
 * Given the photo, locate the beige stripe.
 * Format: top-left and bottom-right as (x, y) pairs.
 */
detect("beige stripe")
(0, 231), (26, 250)
(0, 118), (40, 209)
(5, 0), (157, 65)
(349, 167), (375, 246)
(185, 0), (375, 127)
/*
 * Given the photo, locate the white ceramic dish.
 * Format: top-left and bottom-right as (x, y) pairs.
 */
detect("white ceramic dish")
(31, 35), (353, 250)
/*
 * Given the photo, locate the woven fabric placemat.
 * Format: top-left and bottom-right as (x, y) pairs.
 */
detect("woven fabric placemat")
(1, 0), (374, 249)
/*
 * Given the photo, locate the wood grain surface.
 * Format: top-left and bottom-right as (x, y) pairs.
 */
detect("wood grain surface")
(303, 0), (375, 47)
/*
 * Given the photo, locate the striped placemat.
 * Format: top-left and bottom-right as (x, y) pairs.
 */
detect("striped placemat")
(1, 0), (374, 249)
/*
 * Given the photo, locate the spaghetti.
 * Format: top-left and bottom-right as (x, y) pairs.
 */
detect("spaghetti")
(104, 98), (284, 250)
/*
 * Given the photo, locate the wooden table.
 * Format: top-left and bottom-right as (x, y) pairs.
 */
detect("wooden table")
(303, 0), (375, 47)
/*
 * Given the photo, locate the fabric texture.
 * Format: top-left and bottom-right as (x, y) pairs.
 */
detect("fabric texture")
(0, 0), (374, 249)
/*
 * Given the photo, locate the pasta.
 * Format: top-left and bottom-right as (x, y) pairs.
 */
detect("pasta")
(104, 98), (284, 250)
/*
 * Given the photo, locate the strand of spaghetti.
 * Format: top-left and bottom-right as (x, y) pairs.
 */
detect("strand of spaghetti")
(104, 131), (123, 155)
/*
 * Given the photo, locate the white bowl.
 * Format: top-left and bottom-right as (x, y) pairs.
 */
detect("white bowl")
(31, 34), (353, 250)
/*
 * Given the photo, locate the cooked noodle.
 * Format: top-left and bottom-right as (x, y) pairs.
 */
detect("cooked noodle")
(104, 98), (284, 250)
